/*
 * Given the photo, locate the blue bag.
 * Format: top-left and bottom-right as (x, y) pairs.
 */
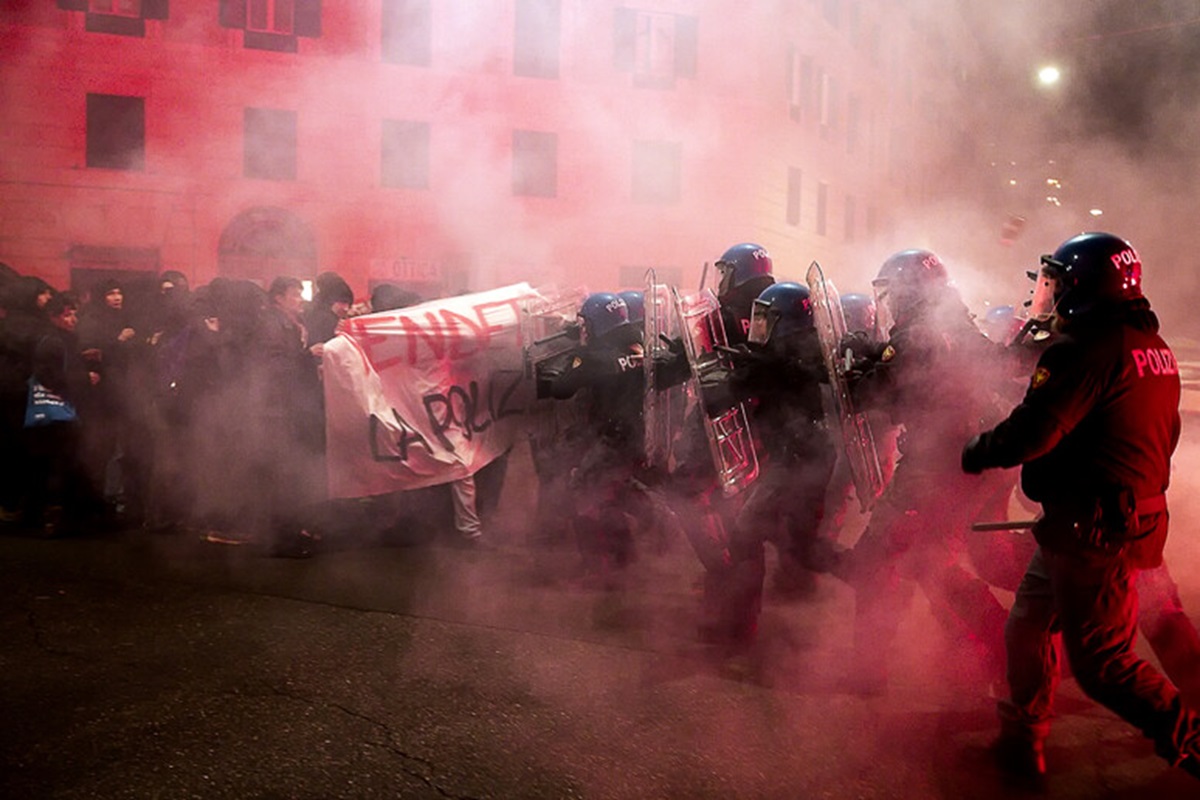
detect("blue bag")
(24, 376), (78, 427)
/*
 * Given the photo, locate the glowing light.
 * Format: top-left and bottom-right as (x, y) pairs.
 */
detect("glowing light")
(1037, 65), (1061, 86)
(1046, 178), (1061, 188)
(1046, 196), (1061, 206)
(1090, 208), (1104, 216)
(1009, 178), (1018, 186)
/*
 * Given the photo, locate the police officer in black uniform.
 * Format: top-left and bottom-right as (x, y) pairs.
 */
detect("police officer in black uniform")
(538, 292), (643, 584)
(699, 282), (835, 646)
(962, 232), (1200, 785)
(834, 249), (1011, 694)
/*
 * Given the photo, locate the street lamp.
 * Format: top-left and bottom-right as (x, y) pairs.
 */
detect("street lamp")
(1037, 65), (1061, 87)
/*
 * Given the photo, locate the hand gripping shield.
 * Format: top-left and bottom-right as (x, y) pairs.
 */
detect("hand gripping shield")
(672, 286), (759, 497)
(520, 285), (586, 380)
(806, 261), (884, 511)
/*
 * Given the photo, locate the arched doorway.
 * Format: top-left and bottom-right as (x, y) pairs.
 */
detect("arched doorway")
(217, 206), (317, 284)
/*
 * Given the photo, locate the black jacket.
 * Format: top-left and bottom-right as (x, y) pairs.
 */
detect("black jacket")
(967, 301), (1179, 564)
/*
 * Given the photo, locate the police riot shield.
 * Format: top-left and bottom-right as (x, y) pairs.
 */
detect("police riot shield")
(672, 286), (759, 497)
(806, 261), (884, 512)
(642, 269), (687, 471)
(519, 286), (586, 380)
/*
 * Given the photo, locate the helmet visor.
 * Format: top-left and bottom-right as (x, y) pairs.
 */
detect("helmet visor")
(1028, 261), (1062, 321)
(747, 300), (775, 345)
(872, 280), (896, 337)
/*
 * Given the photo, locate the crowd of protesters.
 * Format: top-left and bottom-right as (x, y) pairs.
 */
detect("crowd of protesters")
(0, 262), (424, 557)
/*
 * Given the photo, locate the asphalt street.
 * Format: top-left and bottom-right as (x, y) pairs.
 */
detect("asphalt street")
(4, 441), (1200, 800)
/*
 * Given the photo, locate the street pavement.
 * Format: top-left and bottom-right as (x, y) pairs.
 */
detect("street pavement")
(4, 442), (1200, 800)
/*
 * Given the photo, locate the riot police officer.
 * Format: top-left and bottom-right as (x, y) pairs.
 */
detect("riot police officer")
(962, 232), (1200, 785)
(699, 282), (836, 646)
(537, 292), (644, 584)
(714, 243), (775, 345)
(833, 248), (1011, 694)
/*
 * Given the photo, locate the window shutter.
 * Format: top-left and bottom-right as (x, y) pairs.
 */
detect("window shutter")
(613, 7), (636, 72)
(674, 15), (698, 79)
(56, 0), (88, 11)
(142, 0), (170, 20)
(219, 0), (246, 29)
(294, 0), (322, 38)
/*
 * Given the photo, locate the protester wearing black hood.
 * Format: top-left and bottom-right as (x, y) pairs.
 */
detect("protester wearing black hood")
(0, 275), (55, 521)
(304, 271), (353, 350)
(77, 279), (138, 508)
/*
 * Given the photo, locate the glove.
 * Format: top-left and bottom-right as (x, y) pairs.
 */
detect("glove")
(839, 331), (874, 360)
(961, 434), (988, 475)
(659, 334), (685, 356)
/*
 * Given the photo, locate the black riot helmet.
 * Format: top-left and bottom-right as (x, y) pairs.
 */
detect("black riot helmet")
(1037, 232), (1143, 320)
(577, 292), (629, 344)
(715, 243), (774, 300)
(748, 282), (814, 346)
(872, 248), (948, 329)
(839, 292), (877, 337)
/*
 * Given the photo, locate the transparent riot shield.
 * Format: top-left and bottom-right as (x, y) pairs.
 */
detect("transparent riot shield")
(672, 286), (759, 497)
(806, 261), (885, 511)
(643, 269), (687, 471)
(520, 286), (586, 380)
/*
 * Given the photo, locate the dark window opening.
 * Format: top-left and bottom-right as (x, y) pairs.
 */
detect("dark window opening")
(632, 140), (681, 204)
(512, 130), (558, 197)
(382, 0), (431, 66)
(244, 107), (297, 181)
(382, 120), (430, 189)
(86, 93), (145, 171)
(786, 167), (802, 226)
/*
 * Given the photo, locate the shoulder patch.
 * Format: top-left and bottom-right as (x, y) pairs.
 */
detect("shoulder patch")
(571, 356), (583, 369)
(1030, 366), (1051, 389)
(881, 345), (896, 362)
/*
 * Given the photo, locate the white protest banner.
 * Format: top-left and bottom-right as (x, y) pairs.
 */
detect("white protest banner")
(322, 283), (542, 498)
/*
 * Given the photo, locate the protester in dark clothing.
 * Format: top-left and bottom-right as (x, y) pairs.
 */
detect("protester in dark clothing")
(962, 232), (1200, 786)
(0, 276), (54, 520)
(370, 283), (421, 313)
(24, 292), (97, 534)
(77, 279), (138, 508)
(255, 276), (324, 557)
(304, 271), (353, 347)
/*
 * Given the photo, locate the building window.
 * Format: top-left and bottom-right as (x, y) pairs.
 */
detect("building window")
(514, 0), (560, 79)
(632, 140), (681, 204)
(247, 0), (293, 34)
(846, 93), (860, 154)
(787, 50), (813, 124)
(219, 0), (321, 53)
(614, 9), (697, 88)
(822, 0), (840, 28)
(786, 167), (802, 226)
(59, 0), (168, 37)
(381, 120), (429, 189)
(86, 93), (145, 171)
(512, 130), (557, 197)
(382, 0), (431, 66)
(818, 69), (837, 138)
(89, 0), (141, 16)
(844, 195), (856, 241)
(816, 181), (828, 236)
(244, 107), (297, 181)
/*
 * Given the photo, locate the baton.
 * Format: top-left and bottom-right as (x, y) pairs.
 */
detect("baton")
(971, 520), (1037, 532)
(532, 327), (579, 347)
